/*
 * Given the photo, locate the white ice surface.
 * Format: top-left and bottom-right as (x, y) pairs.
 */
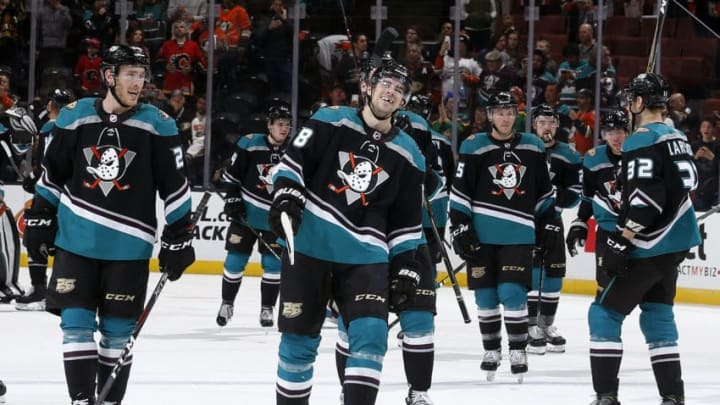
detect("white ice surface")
(1, 272), (719, 405)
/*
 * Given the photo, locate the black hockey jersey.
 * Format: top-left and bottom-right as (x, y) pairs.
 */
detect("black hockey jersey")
(222, 133), (285, 231)
(34, 97), (192, 260)
(618, 122), (701, 258)
(547, 141), (582, 209)
(450, 132), (555, 245)
(271, 106), (426, 264)
(579, 145), (622, 232)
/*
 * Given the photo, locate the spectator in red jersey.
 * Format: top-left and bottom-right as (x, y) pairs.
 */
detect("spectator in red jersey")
(156, 19), (206, 95)
(74, 38), (103, 96)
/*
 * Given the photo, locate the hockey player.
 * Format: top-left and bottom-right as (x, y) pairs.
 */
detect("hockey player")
(270, 56), (426, 405)
(0, 185), (22, 303)
(215, 102), (291, 328)
(16, 88), (75, 311)
(584, 73), (699, 405)
(449, 92), (557, 382)
(22, 44), (195, 405)
(526, 104), (582, 355)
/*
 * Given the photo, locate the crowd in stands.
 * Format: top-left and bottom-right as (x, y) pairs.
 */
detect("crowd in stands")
(0, 0), (718, 208)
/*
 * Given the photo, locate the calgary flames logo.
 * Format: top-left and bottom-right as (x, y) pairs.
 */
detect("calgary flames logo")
(82, 127), (136, 196)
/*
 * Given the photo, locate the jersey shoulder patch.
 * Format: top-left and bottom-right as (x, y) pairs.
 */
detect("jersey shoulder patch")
(586, 148), (596, 157)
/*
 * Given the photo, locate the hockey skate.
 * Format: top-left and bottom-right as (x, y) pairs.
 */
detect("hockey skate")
(15, 285), (47, 311)
(0, 379), (6, 403)
(0, 286), (16, 303)
(543, 325), (566, 353)
(259, 306), (274, 327)
(527, 325), (547, 355)
(660, 395), (684, 405)
(590, 393), (620, 405)
(480, 350), (501, 381)
(405, 389), (433, 405)
(509, 349), (528, 383)
(216, 301), (234, 327)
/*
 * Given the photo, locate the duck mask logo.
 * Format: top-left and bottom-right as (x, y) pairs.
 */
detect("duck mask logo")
(328, 142), (389, 206)
(82, 126), (137, 196)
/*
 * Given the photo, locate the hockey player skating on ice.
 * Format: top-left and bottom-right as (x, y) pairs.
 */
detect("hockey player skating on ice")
(270, 56), (426, 405)
(16, 88), (75, 311)
(216, 102), (291, 328)
(526, 104), (581, 355)
(585, 73), (699, 405)
(0, 185), (23, 303)
(449, 92), (557, 383)
(22, 44), (196, 405)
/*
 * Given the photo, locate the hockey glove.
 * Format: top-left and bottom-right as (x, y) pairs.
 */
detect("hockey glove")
(602, 233), (634, 278)
(565, 218), (588, 257)
(158, 222), (196, 281)
(389, 257), (420, 312)
(269, 186), (306, 240)
(223, 190), (246, 221)
(23, 208), (57, 260)
(536, 215), (564, 252)
(450, 223), (482, 261)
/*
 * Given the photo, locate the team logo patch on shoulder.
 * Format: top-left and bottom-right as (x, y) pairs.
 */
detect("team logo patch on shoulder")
(158, 109), (171, 121)
(65, 101), (77, 110)
(635, 127), (650, 133)
(587, 148), (596, 157)
(329, 106), (341, 110)
(467, 134), (476, 141)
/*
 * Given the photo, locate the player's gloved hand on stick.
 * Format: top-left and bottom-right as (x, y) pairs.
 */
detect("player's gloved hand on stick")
(602, 232), (634, 278)
(536, 214), (564, 252)
(389, 256), (420, 312)
(565, 218), (588, 257)
(23, 208), (57, 259)
(159, 221), (196, 281)
(269, 184), (306, 240)
(450, 222), (482, 261)
(223, 190), (246, 221)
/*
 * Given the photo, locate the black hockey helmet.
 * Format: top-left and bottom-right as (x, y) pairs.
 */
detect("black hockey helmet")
(625, 72), (668, 109)
(601, 109), (629, 131)
(486, 91), (517, 115)
(406, 94), (432, 119)
(531, 103), (558, 121)
(267, 102), (291, 122)
(100, 44), (150, 86)
(369, 56), (412, 105)
(48, 88), (74, 108)
(0, 65), (11, 81)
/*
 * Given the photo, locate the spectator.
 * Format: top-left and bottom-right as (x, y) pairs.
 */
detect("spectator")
(691, 118), (719, 210)
(82, 0), (117, 46)
(140, 81), (167, 108)
(477, 49), (517, 106)
(487, 32), (512, 68)
(576, 23), (595, 63)
(74, 37), (103, 96)
(460, 104), (492, 143)
(163, 88), (195, 145)
(556, 42), (584, 109)
(215, 0), (251, 51)
(398, 25), (429, 65)
(568, 87), (595, 155)
(156, 19), (206, 95)
(668, 92), (701, 141)
(0, 66), (16, 113)
(504, 29), (523, 71)
(543, 82), (574, 143)
(520, 49), (556, 105)
(535, 39), (558, 77)
(576, 45), (619, 108)
(253, 0), (293, 95)
(126, 28), (152, 61)
(38, 0), (72, 70)
(435, 32), (482, 116)
(404, 42), (436, 96)
(0, 6), (20, 71)
(432, 92), (471, 139)
(564, 1), (596, 43)
(427, 21), (453, 62)
(325, 83), (347, 106)
(185, 94), (206, 186)
(167, 0), (207, 24)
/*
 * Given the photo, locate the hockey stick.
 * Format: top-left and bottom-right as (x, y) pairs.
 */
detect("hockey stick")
(647, 0), (669, 73)
(424, 197), (471, 323)
(96, 190), (211, 404)
(697, 204), (720, 223)
(213, 190), (282, 261)
(0, 139), (25, 179)
(337, 0), (359, 72)
(280, 212), (295, 265)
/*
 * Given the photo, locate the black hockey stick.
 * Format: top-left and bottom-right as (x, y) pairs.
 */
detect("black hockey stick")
(697, 204), (720, 223)
(424, 197), (471, 323)
(337, 0), (359, 71)
(213, 190), (282, 261)
(647, 0), (669, 73)
(96, 190), (211, 403)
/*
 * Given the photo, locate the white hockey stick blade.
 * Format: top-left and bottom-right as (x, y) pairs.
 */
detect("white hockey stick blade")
(280, 212), (295, 265)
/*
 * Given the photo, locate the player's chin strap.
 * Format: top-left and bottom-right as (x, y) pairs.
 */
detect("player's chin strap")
(108, 78), (133, 109)
(364, 89), (395, 122)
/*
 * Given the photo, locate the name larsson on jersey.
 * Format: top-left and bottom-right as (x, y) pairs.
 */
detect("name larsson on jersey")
(667, 139), (693, 157)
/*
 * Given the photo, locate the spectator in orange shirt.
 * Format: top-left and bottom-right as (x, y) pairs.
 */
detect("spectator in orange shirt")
(569, 88), (595, 155)
(215, 0), (251, 49)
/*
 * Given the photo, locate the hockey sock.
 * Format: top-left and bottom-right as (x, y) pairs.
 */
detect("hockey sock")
(28, 259), (48, 287)
(222, 252), (249, 301)
(400, 311), (434, 392)
(61, 309), (98, 403)
(539, 276), (563, 324)
(344, 317), (386, 405)
(97, 316), (136, 403)
(649, 344), (684, 398)
(343, 383), (377, 405)
(260, 254), (281, 307)
(276, 333), (320, 404)
(498, 283), (528, 350)
(638, 303), (683, 398)
(527, 268), (542, 326)
(475, 288), (502, 351)
(335, 320), (349, 384)
(590, 342), (622, 394)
